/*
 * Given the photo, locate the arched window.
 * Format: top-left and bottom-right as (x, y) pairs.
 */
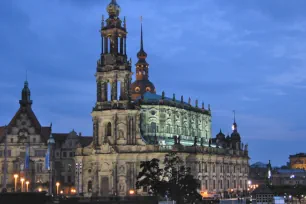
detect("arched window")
(151, 122), (156, 133)
(88, 180), (92, 192)
(106, 122), (112, 136)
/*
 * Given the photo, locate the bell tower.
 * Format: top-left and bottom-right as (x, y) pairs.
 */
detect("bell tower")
(96, 0), (132, 106)
(92, 0), (144, 149)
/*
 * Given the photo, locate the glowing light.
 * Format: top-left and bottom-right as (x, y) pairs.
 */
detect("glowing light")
(38, 188), (42, 192)
(248, 180), (252, 185)
(60, 190), (63, 194)
(129, 189), (135, 195)
(200, 191), (208, 197)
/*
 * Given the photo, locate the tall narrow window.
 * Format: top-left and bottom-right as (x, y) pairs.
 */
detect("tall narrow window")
(117, 81), (121, 100)
(106, 122), (112, 136)
(107, 82), (111, 101)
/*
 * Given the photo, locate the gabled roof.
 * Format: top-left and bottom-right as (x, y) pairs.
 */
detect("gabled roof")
(52, 133), (69, 142)
(0, 126), (5, 142)
(79, 136), (93, 147)
(8, 106), (41, 134)
(52, 133), (92, 147)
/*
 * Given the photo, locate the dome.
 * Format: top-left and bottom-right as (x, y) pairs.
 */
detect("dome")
(216, 129), (225, 140)
(137, 49), (147, 59)
(231, 131), (241, 141)
(107, 0), (120, 17)
(131, 79), (156, 96)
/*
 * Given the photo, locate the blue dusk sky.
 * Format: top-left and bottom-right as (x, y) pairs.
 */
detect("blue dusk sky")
(1, 0), (306, 166)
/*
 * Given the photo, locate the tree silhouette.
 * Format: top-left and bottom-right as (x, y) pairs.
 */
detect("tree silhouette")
(136, 153), (201, 204)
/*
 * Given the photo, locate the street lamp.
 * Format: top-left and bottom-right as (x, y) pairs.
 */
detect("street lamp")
(56, 182), (60, 195)
(129, 189), (135, 195)
(20, 178), (25, 192)
(38, 188), (42, 192)
(13, 174), (18, 192)
(25, 181), (30, 192)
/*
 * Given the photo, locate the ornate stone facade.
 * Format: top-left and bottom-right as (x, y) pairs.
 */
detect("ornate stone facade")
(75, 0), (249, 198)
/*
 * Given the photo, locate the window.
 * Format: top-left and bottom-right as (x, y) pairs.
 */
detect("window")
(56, 152), (60, 157)
(69, 152), (73, 157)
(213, 180), (215, 189)
(7, 150), (11, 157)
(67, 164), (72, 172)
(88, 181), (92, 192)
(213, 165), (215, 173)
(68, 176), (71, 183)
(11, 138), (13, 143)
(205, 163), (207, 172)
(0, 151), (2, 157)
(234, 180), (236, 188)
(106, 122), (112, 136)
(205, 180), (208, 189)
(220, 180), (223, 189)
(143, 186), (147, 192)
(33, 138), (36, 143)
(63, 152), (67, 158)
(227, 180), (230, 189)
(35, 150), (46, 157)
(36, 163), (43, 173)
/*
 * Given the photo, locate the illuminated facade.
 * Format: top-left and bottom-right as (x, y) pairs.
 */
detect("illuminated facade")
(0, 82), (91, 193)
(75, 0), (249, 198)
(290, 153), (306, 170)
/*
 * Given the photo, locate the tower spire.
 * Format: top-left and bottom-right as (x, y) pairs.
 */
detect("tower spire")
(232, 110), (237, 132)
(140, 16), (144, 51)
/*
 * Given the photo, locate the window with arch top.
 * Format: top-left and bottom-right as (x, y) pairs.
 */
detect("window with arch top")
(106, 122), (112, 136)
(88, 180), (92, 192)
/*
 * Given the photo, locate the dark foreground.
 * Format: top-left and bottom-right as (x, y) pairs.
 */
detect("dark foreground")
(0, 192), (159, 204)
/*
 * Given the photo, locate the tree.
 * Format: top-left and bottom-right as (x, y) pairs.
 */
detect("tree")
(136, 153), (202, 204)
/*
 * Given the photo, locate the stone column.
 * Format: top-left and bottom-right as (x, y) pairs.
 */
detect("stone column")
(97, 81), (102, 102)
(120, 37), (123, 55)
(104, 37), (108, 53)
(111, 79), (117, 101)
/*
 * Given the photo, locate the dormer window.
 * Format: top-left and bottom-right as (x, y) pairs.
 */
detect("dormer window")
(135, 87), (140, 92)
(146, 87), (151, 92)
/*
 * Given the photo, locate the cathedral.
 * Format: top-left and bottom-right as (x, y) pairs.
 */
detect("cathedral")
(0, 0), (249, 198)
(74, 0), (249, 198)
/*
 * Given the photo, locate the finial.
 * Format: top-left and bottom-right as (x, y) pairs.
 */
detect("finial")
(188, 97), (191, 105)
(26, 69), (28, 81)
(208, 104), (211, 111)
(219, 128), (222, 133)
(173, 94), (175, 101)
(124, 16), (126, 29)
(162, 91), (165, 99)
(202, 102), (204, 109)
(101, 15), (105, 28)
(195, 99), (198, 108)
(181, 95), (183, 103)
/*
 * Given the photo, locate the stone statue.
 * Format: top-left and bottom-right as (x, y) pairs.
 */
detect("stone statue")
(194, 136), (197, 146)
(173, 136), (177, 145)
(178, 135), (181, 144)
(188, 97), (191, 105)
(181, 96), (184, 103)
(245, 144), (248, 151)
(208, 139), (211, 147)
(200, 137), (204, 146)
